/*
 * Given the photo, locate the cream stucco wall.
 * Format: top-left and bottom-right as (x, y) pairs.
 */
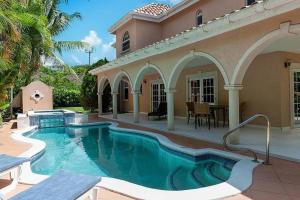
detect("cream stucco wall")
(241, 52), (300, 128)
(161, 0), (245, 39)
(22, 81), (53, 113)
(115, 51), (300, 128)
(115, 20), (137, 58)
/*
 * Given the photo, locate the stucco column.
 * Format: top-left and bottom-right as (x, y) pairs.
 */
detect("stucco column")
(112, 92), (118, 119)
(166, 89), (176, 130)
(225, 85), (243, 144)
(132, 91), (140, 123)
(97, 92), (103, 117)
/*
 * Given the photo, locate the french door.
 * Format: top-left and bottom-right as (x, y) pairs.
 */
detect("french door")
(151, 81), (166, 111)
(291, 69), (300, 127)
(188, 74), (217, 104)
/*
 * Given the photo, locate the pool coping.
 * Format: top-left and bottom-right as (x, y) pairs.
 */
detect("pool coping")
(11, 121), (260, 200)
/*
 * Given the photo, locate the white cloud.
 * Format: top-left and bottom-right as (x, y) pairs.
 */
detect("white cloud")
(82, 30), (102, 47)
(80, 31), (116, 63)
(71, 55), (82, 64)
(102, 37), (116, 56)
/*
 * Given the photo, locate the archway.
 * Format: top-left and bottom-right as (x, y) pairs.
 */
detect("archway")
(98, 77), (112, 115)
(168, 51), (229, 90)
(111, 71), (134, 118)
(231, 22), (300, 131)
(232, 23), (300, 85)
(132, 63), (167, 124)
(167, 51), (229, 130)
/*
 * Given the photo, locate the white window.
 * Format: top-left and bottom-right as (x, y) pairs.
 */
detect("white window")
(246, 0), (256, 6)
(122, 31), (130, 52)
(196, 10), (203, 26)
(122, 80), (129, 101)
(186, 72), (218, 105)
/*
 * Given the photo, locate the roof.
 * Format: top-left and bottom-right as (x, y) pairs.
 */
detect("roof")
(109, 0), (199, 33)
(134, 3), (171, 17)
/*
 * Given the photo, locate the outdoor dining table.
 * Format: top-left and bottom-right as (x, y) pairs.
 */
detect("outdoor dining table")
(209, 105), (228, 127)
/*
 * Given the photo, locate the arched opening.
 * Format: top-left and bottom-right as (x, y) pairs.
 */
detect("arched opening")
(133, 64), (167, 122)
(112, 71), (133, 115)
(98, 77), (112, 114)
(168, 51), (229, 130)
(232, 23), (300, 131)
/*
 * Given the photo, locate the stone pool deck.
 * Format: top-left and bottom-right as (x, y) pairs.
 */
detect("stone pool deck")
(1, 115), (300, 200)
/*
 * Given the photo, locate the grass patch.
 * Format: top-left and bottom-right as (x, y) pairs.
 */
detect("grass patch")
(54, 107), (96, 114)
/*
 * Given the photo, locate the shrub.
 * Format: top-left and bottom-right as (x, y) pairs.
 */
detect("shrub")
(53, 89), (80, 107)
(80, 59), (108, 111)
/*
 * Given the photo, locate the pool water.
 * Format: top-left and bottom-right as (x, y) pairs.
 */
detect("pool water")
(30, 125), (236, 191)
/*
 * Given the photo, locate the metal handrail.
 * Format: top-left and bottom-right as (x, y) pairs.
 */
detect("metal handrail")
(223, 114), (271, 165)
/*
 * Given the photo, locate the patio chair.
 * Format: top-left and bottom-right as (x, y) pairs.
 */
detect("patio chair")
(148, 102), (167, 120)
(0, 154), (30, 194)
(3, 170), (101, 200)
(194, 103), (212, 130)
(186, 102), (194, 124)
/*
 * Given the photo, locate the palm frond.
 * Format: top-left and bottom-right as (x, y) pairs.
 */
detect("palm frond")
(48, 53), (81, 83)
(54, 41), (88, 55)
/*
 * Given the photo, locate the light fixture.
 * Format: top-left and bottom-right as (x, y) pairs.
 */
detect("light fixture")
(284, 59), (291, 68)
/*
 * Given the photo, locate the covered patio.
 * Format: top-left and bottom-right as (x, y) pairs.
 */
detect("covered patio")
(101, 113), (300, 162)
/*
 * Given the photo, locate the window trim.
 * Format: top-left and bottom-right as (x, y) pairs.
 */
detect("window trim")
(186, 71), (218, 105)
(122, 31), (130, 53)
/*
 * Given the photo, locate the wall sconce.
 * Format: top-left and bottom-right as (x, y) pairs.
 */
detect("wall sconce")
(285, 60), (291, 68)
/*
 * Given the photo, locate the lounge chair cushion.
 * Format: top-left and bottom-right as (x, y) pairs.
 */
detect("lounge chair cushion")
(0, 154), (30, 172)
(10, 170), (101, 200)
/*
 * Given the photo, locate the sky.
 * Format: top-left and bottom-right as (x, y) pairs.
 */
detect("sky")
(56, 0), (183, 66)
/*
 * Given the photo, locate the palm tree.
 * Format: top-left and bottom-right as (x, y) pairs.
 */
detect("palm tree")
(42, 0), (87, 82)
(0, 0), (53, 106)
(0, 0), (86, 106)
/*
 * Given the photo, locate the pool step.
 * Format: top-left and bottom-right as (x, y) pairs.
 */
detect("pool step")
(169, 167), (203, 190)
(192, 162), (231, 186)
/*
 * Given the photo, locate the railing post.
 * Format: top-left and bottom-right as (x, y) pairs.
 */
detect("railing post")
(223, 114), (271, 165)
(264, 117), (271, 165)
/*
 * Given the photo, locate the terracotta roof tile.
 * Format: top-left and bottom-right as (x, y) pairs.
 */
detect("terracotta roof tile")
(134, 3), (171, 17)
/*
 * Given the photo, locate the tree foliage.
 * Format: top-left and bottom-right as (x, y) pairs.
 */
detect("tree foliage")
(0, 0), (87, 109)
(80, 58), (108, 111)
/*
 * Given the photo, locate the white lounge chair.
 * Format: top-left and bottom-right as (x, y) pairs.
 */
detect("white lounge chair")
(0, 154), (30, 194)
(2, 170), (101, 200)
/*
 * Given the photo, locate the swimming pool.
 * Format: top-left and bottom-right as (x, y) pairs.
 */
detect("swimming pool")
(29, 124), (237, 191)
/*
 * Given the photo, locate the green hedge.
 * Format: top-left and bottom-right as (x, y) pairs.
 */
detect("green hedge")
(53, 89), (80, 107)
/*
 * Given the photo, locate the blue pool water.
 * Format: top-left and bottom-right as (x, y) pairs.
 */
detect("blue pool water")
(30, 125), (236, 191)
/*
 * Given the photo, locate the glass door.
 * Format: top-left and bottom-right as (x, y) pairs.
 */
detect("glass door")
(292, 71), (300, 127)
(202, 77), (215, 104)
(189, 79), (201, 102)
(151, 81), (166, 111)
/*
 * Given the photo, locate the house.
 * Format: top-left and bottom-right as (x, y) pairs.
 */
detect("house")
(90, 0), (300, 144)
